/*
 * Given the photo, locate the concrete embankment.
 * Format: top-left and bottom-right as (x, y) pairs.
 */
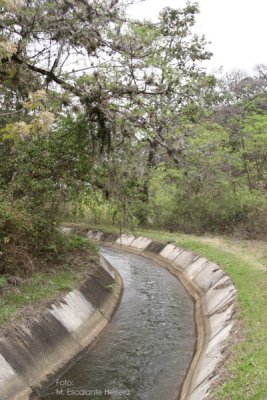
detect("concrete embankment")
(79, 229), (236, 400)
(0, 256), (123, 400)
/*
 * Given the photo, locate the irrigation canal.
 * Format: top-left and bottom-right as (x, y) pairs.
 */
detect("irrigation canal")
(39, 246), (195, 400)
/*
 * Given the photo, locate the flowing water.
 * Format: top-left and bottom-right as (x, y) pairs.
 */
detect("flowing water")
(39, 247), (195, 400)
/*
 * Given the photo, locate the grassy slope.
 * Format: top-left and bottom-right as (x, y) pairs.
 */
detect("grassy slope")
(0, 234), (98, 329)
(85, 224), (267, 400)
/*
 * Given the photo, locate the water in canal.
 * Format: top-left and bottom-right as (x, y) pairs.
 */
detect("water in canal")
(39, 247), (195, 400)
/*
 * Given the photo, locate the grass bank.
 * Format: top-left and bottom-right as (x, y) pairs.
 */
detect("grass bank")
(77, 223), (267, 400)
(0, 234), (98, 333)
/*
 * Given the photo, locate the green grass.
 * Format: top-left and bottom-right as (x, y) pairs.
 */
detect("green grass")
(64, 221), (121, 235)
(65, 232), (98, 252)
(0, 233), (97, 327)
(85, 224), (267, 400)
(0, 271), (77, 325)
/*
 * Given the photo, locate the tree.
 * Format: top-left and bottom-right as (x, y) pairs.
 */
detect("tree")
(0, 0), (222, 270)
(0, 1), (214, 149)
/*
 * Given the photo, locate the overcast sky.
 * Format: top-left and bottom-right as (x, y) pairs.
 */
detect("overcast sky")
(127, 0), (267, 74)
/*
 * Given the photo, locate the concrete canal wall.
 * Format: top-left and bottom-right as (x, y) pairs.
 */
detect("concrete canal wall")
(0, 257), (123, 400)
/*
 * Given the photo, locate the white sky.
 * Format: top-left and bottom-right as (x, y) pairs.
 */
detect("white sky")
(127, 0), (267, 74)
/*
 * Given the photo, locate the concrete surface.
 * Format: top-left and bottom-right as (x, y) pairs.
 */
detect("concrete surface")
(0, 257), (123, 400)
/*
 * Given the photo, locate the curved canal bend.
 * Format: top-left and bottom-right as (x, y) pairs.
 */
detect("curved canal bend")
(40, 247), (196, 400)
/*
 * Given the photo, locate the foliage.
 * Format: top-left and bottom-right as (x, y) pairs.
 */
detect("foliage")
(84, 103), (267, 238)
(0, 110), (101, 274)
(0, 196), (65, 275)
(1, 0), (267, 279)
(66, 233), (98, 253)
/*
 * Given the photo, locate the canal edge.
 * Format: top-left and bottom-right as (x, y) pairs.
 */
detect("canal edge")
(0, 254), (123, 400)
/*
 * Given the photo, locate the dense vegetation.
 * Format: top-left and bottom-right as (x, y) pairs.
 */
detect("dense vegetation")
(0, 0), (267, 277)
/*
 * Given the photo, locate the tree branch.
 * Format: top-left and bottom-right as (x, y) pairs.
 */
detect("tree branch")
(12, 53), (83, 98)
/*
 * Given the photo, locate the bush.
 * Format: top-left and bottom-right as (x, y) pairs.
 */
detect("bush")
(0, 197), (65, 276)
(147, 175), (267, 238)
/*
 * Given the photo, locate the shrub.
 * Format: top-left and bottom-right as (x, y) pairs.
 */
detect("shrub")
(0, 197), (65, 276)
